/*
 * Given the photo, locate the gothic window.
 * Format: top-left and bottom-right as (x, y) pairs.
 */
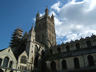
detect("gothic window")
(0, 58), (2, 66)
(3, 57), (9, 67)
(9, 61), (13, 68)
(86, 40), (91, 48)
(66, 45), (70, 52)
(51, 61), (56, 71)
(87, 55), (94, 66)
(21, 56), (27, 64)
(57, 47), (61, 53)
(74, 58), (80, 69)
(62, 60), (67, 70)
(76, 43), (80, 50)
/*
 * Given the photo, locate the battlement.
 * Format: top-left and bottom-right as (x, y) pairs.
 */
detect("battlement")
(50, 34), (96, 54)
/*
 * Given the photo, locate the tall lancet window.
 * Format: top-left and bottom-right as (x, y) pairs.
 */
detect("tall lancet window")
(9, 61), (13, 68)
(3, 57), (9, 67)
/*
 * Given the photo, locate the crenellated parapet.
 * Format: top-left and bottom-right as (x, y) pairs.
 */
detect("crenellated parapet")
(49, 34), (96, 55)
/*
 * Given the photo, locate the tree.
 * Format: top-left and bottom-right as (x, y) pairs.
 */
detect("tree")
(10, 28), (23, 52)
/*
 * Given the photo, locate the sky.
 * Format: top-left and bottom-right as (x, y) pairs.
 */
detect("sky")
(0, 0), (96, 49)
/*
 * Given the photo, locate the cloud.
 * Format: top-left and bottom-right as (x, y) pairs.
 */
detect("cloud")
(84, 0), (96, 12)
(51, 1), (61, 12)
(50, 0), (96, 43)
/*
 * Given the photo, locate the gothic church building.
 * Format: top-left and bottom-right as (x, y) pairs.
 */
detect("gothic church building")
(0, 8), (96, 72)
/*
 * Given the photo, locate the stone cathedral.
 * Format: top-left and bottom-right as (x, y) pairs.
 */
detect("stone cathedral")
(0, 8), (96, 72)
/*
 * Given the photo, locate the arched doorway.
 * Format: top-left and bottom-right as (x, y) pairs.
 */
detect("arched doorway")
(62, 60), (67, 70)
(74, 58), (80, 69)
(51, 61), (56, 71)
(87, 55), (94, 66)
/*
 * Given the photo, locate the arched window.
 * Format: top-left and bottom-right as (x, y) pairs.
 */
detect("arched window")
(3, 57), (9, 67)
(76, 43), (80, 50)
(87, 55), (94, 66)
(9, 61), (13, 68)
(51, 61), (56, 71)
(66, 45), (70, 52)
(62, 60), (67, 70)
(86, 40), (91, 48)
(0, 58), (2, 66)
(74, 58), (80, 69)
(21, 56), (27, 64)
(57, 47), (61, 53)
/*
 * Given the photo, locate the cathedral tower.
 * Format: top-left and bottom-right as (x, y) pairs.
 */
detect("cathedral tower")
(35, 8), (56, 48)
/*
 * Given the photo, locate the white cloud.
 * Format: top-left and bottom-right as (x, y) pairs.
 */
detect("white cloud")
(51, 1), (61, 12)
(84, 0), (96, 12)
(50, 0), (96, 43)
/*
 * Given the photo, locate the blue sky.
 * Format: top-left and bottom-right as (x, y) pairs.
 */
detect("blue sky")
(0, 0), (57, 49)
(0, 0), (96, 49)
